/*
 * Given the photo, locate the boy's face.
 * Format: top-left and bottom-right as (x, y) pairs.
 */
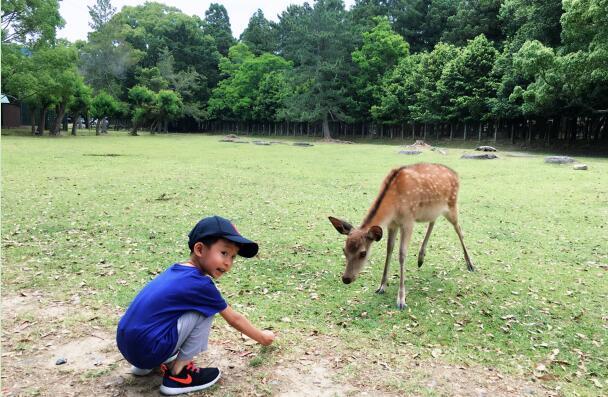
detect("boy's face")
(194, 238), (239, 279)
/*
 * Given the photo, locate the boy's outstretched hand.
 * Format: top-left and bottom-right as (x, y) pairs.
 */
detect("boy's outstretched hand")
(220, 306), (276, 346)
(260, 330), (275, 346)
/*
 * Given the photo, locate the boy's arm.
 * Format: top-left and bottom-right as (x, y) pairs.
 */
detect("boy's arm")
(220, 306), (275, 346)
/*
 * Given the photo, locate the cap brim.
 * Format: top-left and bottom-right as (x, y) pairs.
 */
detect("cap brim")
(223, 235), (259, 258)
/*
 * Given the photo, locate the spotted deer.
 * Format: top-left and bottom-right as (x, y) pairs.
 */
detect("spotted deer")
(329, 163), (474, 310)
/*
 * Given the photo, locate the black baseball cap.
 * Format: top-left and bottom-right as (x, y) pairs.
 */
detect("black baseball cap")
(188, 215), (259, 258)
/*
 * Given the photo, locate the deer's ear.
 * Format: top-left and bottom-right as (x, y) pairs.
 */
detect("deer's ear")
(328, 216), (353, 235)
(367, 226), (383, 241)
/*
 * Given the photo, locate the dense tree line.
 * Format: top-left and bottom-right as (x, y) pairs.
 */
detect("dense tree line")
(2, 0), (606, 145)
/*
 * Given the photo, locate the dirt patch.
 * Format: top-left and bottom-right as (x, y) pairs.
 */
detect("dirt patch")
(1, 292), (559, 396)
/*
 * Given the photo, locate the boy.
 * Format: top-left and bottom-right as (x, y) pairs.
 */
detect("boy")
(117, 215), (275, 395)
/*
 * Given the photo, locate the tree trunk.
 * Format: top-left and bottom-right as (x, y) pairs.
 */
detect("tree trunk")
(50, 103), (66, 135)
(478, 122), (482, 141)
(95, 117), (101, 135)
(450, 123), (454, 140)
(31, 107), (37, 135)
(322, 114), (332, 140)
(71, 112), (78, 135)
(464, 123), (467, 140)
(39, 106), (48, 135)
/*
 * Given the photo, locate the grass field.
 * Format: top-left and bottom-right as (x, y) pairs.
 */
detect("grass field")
(2, 132), (607, 396)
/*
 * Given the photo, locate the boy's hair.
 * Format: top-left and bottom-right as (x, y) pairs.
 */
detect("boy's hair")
(189, 236), (242, 254)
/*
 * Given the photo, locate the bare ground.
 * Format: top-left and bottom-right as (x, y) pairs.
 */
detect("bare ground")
(1, 291), (560, 397)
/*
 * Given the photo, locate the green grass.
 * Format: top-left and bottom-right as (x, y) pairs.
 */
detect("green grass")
(2, 132), (607, 395)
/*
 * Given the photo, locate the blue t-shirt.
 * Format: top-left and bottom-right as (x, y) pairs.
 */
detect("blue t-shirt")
(116, 264), (227, 369)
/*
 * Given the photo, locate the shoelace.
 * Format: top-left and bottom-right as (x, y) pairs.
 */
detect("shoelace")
(185, 361), (200, 373)
(160, 361), (201, 376)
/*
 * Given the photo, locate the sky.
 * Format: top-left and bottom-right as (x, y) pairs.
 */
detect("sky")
(57, 0), (356, 42)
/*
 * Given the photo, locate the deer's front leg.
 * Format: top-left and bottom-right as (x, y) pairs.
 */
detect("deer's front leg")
(397, 224), (414, 310)
(376, 228), (396, 294)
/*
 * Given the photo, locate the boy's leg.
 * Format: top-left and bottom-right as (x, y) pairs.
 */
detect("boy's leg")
(160, 312), (220, 395)
(168, 311), (214, 374)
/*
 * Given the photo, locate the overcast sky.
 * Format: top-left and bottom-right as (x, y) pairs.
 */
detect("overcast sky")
(57, 0), (356, 42)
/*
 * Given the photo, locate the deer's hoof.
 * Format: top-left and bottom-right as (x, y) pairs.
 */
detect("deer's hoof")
(396, 302), (407, 310)
(467, 264), (475, 272)
(417, 258), (424, 268)
(375, 286), (386, 294)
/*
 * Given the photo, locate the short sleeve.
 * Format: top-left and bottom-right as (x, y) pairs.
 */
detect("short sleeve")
(185, 276), (228, 317)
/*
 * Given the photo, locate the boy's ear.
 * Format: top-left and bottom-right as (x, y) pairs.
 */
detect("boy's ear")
(193, 241), (207, 255)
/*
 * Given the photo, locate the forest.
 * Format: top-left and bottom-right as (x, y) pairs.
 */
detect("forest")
(2, 0), (607, 146)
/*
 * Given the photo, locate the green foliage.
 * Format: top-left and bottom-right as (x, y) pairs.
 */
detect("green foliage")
(499, 0), (563, 49)
(442, 0), (503, 46)
(78, 17), (143, 97)
(351, 17), (409, 118)
(209, 45), (291, 121)
(1, 0), (64, 45)
(87, 0), (116, 31)
(239, 9), (278, 55)
(277, 0), (357, 133)
(438, 35), (498, 121)
(90, 91), (119, 119)
(203, 3), (235, 56)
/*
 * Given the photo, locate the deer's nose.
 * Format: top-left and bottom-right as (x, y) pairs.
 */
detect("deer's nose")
(342, 276), (352, 284)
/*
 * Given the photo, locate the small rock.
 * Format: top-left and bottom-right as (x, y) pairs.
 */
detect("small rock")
(55, 357), (67, 365)
(475, 146), (497, 152)
(252, 140), (271, 145)
(293, 142), (313, 147)
(544, 156), (576, 164)
(573, 164), (588, 170)
(461, 153), (498, 159)
(399, 150), (422, 155)
(431, 147), (448, 155)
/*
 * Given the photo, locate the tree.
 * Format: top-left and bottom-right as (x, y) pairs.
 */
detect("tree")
(87, 0), (116, 31)
(1, 0), (64, 45)
(128, 85), (155, 135)
(371, 54), (422, 124)
(114, 3), (221, 98)
(90, 91), (119, 135)
(442, 0), (503, 47)
(351, 17), (409, 119)
(155, 90), (183, 132)
(78, 18), (143, 98)
(437, 35), (498, 126)
(67, 81), (93, 135)
(208, 45), (291, 122)
(277, 0), (357, 139)
(240, 9), (278, 55)
(410, 42), (460, 124)
(499, 0), (562, 49)
(204, 3), (235, 56)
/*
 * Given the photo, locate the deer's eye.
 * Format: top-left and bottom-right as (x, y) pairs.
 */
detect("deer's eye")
(359, 251), (367, 259)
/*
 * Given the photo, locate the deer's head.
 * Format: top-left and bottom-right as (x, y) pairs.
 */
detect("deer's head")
(329, 216), (383, 284)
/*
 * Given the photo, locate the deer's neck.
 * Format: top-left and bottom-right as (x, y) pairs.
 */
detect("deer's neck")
(361, 194), (395, 230)
(360, 167), (405, 229)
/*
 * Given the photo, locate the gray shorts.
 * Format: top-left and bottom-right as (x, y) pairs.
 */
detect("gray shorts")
(169, 311), (214, 362)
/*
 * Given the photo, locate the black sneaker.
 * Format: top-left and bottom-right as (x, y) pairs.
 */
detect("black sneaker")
(159, 362), (221, 395)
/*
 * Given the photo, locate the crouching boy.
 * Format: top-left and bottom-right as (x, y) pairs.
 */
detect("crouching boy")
(117, 215), (275, 395)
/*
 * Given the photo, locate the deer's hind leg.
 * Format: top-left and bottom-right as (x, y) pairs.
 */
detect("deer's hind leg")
(445, 205), (475, 272)
(418, 221), (435, 268)
(376, 227), (397, 294)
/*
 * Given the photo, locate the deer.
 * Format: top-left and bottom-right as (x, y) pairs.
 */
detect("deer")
(329, 163), (474, 310)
